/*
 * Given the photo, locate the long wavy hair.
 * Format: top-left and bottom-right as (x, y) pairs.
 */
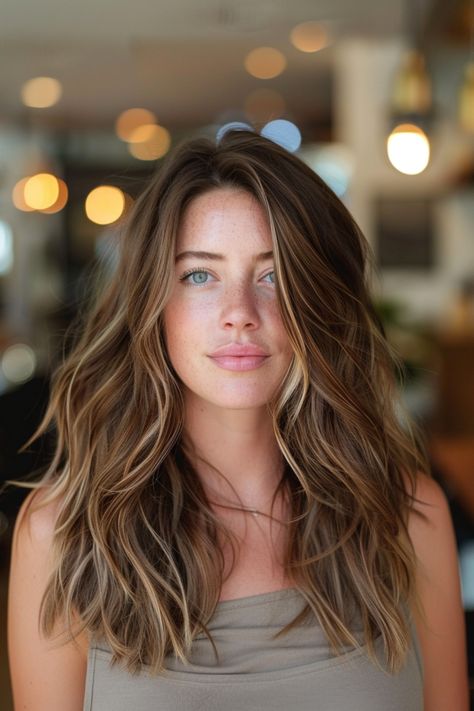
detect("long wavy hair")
(7, 128), (431, 676)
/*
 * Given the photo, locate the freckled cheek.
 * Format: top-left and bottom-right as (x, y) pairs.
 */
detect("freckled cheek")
(180, 299), (213, 328)
(164, 299), (213, 349)
(266, 301), (288, 337)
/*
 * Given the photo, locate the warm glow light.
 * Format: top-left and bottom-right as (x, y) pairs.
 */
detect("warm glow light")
(115, 108), (157, 142)
(386, 124), (430, 175)
(13, 176), (67, 213)
(128, 123), (161, 144)
(39, 178), (68, 213)
(127, 125), (171, 160)
(244, 47), (287, 79)
(244, 89), (286, 123)
(392, 50), (432, 115)
(85, 186), (125, 225)
(24, 173), (60, 210)
(12, 178), (34, 212)
(290, 21), (329, 53)
(459, 61), (474, 133)
(21, 77), (62, 108)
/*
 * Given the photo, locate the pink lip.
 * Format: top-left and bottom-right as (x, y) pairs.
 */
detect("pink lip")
(209, 355), (269, 371)
(209, 343), (268, 357)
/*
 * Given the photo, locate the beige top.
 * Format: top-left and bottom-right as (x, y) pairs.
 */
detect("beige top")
(83, 587), (424, 711)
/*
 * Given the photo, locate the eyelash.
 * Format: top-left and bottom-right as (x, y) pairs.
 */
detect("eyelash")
(179, 268), (275, 286)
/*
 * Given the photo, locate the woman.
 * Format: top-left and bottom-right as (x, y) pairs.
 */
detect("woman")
(7, 129), (469, 709)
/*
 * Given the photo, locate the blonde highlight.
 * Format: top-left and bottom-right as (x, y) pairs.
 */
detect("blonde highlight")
(6, 129), (431, 677)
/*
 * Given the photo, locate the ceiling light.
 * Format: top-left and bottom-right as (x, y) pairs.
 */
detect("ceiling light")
(12, 178), (35, 212)
(386, 123), (430, 175)
(21, 77), (62, 108)
(244, 89), (286, 123)
(85, 186), (125, 225)
(244, 47), (287, 79)
(391, 49), (432, 115)
(290, 21), (330, 53)
(127, 125), (171, 160)
(24, 173), (60, 210)
(39, 179), (68, 214)
(459, 61), (474, 133)
(115, 108), (157, 142)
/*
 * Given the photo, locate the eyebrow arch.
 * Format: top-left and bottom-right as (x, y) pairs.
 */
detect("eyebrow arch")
(175, 250), (273, 263)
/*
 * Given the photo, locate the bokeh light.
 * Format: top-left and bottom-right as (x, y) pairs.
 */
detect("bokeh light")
(127, 124), (171, 160)
(12, 178), (35, 212)
(261, 119), (301, 152)
(290, 21), (330, 53)
(39, 178), (69, 213)
(1, 344), (36, 384)
(21, 76), (62, 108)
(386, 123), (430, 175)
(244, 47), (287, 79)
(459, 61), (474, 133)
(391, 50), (432, 115)
(244, 89), (286, 123)
(216, 122), (254, 143)
(85, 186), (125, 225)
(115, 108), (157, 142)
(0, 220), (14, 275)
(128, 123), (161, 144)
(301, 144), (354, 197)
(24, 173), (60, 210)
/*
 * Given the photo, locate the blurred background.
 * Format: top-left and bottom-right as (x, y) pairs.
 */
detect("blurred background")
(0, 0), (473, 706)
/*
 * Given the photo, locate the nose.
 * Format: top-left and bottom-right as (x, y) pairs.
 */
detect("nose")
(220, 282), (261, 331)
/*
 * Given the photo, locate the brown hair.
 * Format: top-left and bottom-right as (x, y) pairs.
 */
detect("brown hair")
(7, 128), (430, 676)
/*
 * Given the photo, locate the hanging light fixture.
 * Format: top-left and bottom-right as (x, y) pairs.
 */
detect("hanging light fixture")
(386, 123), (430, 175)
(391, 48), (432, 116)
(458, 0), (474, 133)
(387, 0), (433, 174)
(459, 62), (474, 132)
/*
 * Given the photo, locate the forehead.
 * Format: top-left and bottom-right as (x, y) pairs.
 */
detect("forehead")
(176, 188), (271, 249)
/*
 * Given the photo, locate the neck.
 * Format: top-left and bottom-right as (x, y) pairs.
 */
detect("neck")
(182, 392), (285, 510)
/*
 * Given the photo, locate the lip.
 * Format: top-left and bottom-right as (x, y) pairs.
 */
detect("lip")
(209, 355), (269, 371)
(209, 343), (268, 357)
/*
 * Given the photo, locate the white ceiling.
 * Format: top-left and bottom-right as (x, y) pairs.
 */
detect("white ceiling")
(0, 0), (439, 132)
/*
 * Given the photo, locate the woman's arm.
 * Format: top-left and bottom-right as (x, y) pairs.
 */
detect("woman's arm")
(408, 472), (470, 711)
(7, 489), (89, 711)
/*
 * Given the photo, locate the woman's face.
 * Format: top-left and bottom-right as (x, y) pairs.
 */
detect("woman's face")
(163, 187), (293, 413)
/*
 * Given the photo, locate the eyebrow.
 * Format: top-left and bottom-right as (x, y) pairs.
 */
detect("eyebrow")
(175, 250), (274, 263)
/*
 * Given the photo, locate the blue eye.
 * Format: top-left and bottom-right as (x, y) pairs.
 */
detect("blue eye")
(180, 269), (212, 285)
(179, 269), (275, 286)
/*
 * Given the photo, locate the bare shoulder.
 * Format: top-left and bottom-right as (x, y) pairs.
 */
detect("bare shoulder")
(406, 472), (466, 601)
(406, 471), (451, 531)
(13, 486), (62, 550)
(8, 486), (89, 711)
(406, 471), (470, 711)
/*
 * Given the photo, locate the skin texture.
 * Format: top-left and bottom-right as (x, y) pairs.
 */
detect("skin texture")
(8, 489), (90, 711)
(163, 187), (294, 509)
(408, 474), (470, 710)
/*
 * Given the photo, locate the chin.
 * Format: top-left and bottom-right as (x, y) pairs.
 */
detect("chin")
(218, 401), (270, 410)
(206, 394), (271, 409)
(190, 391), (272, 411)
